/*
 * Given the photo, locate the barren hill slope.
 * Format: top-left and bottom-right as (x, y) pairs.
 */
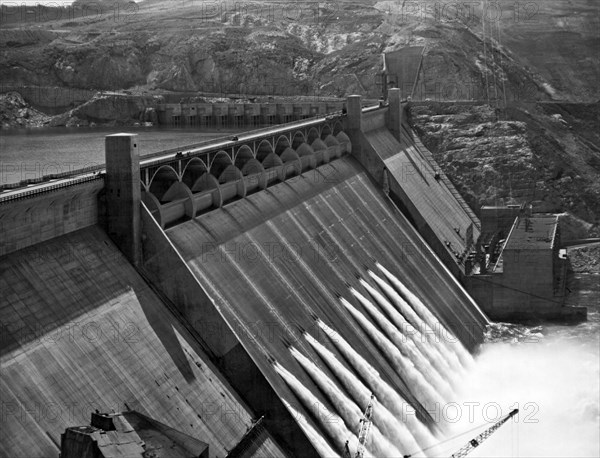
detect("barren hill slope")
(2, 0), (597, 100)
(1, 0), (598, 231)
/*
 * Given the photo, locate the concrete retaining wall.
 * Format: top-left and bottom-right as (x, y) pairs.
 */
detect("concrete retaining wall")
(158, 101), (345, 127)
(465, 249), (568, 321)
(140, 202), (316, 456)
(0, 180), (103, 256)
(0, 226), (281, 457)
(140, 203), (239, 357)
(348, 104), (477, 280)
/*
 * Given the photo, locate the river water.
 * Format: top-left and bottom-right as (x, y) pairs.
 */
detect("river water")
(441, 272), (600, 457)
(0, 126), (240, 185)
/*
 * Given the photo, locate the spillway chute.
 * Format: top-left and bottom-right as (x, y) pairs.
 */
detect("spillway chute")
(316, 318), (439, 449)
(304, 331), (423, 454)
(349, 284), (454, 400)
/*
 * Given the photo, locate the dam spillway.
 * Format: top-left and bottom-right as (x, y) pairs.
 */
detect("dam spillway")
(0, 92), (490, 457)
(161, 155), (487, 454)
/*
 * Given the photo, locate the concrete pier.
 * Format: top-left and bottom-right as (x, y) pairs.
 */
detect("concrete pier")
(387, 88), (403, 140)
(105, 133), (141, 266)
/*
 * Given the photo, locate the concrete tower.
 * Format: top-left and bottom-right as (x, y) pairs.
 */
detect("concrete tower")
(387, 87), (404, 141)
(104, 133), (141, 266)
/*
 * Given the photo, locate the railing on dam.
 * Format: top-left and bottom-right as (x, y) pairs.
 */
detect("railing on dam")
(0, 106), (372, 204)
(139, 110), (347, 167)
(140, 112), (355, 228)
(0, 173), (104, 204)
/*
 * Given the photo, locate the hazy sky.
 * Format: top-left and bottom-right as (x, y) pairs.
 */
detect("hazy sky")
(2, 1), (77, 4)
(0, 0), (141, 5)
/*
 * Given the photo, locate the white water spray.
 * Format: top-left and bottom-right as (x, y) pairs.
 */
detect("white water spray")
(317, 319), (439, 449)
(340, 296), (445, 409)
(290, 347), (401, 458)
(274, 362), (364, 456)
(448, 333), (600, 457)
(372, 265), (473, 368)
(281, 398), (341, 458)
(358, 277), (455, 380)
(350, 285), (454, 400)
(304, 332), (422, 454)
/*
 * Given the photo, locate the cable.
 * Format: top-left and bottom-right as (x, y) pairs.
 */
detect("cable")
(468, 271), (569, 307)
(484, 0), (500, 108)
(494, 6), (509, 116)
(404, 420), (496, 457)
(481, 2), (490, 105)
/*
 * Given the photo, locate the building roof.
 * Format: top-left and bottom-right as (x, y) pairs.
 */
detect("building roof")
(481, 205), (524, 210)
(504, 215), (559, 250)
(97, 411), (207, 458)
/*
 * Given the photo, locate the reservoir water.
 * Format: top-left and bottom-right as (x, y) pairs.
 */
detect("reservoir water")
(0, 126), (239, 185)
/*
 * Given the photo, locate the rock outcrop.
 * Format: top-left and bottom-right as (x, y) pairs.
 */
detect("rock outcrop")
(2, 1), (597, 100)
(410, 102), (600, 234)
(0, 92), (50, 128)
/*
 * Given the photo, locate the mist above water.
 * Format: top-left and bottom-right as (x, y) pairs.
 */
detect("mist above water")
(440, 321), (600, 457)
(275, 261), (598, 458)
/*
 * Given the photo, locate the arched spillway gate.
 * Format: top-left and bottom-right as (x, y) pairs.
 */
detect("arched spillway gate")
(139, 117), (350, 228)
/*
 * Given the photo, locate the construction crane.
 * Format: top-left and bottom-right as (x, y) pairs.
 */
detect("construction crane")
(403, 408), (518, 458)
(343, 394), (375, 458)
(449, 408), (518, 458)
(344, 398), (516, 458)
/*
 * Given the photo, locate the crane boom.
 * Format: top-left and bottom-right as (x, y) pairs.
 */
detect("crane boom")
(450, 408), (518, 458)
(355, 394), (375, 458)
(343, 395), (375, 458)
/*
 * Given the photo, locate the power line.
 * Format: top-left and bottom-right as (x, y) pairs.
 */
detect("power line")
(494, 6), (508, 116)
(467, 271), (569, 307)
(484, 0), (499, 108)
(481, 2), (490, 105)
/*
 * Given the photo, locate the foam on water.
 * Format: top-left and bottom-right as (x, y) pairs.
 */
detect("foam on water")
(443, 331), (600, 457)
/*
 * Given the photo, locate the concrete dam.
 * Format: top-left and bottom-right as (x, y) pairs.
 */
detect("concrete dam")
(1, 91), (490, 457)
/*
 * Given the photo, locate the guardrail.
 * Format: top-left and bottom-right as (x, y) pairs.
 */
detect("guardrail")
(0, 104), (382, 202)
(0, 174), (103, 205)
(139, 112), (348, 168)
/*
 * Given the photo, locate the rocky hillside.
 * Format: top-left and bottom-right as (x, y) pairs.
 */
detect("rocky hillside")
(568, 246), (600, 274)
(1, 1), (598, 100)
(1, 0), (598, 231)
(0, 92), (50, 128)
(409, 101), (600, 233)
